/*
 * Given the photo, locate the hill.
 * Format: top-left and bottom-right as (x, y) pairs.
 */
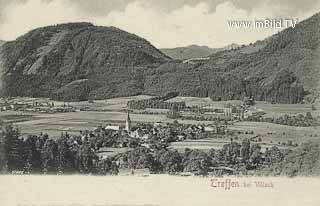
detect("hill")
(0, 23), (170, 101)
(161, 44), (239, 60)
(145, 13), (320, 103)
(0, 40), (5, 47)
(1, 13), (320, 103)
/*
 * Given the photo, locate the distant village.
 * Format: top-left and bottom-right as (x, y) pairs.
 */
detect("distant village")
(0, 99), (76, 113)
(0, 95), (264, 120)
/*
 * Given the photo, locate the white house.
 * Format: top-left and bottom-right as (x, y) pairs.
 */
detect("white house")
(105, 125), (120, 131)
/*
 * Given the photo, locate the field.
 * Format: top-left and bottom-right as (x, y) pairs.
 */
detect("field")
(229, 121), (320, 144)
(1, 95), (167, 137)
(0, 110), (169, 138)
(256, 102), (320, 117)
(169, 96), (319, 116)
(1, 96), (320, 148)
(168, 96), (243, 108)
(169, 137), (293, 153)
(170, 138), (234, 153)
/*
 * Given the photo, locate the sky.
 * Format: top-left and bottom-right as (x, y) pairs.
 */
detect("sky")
(0, 0), (319, 48)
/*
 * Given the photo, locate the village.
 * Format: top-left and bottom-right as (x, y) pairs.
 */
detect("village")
(0, 98), (77, 113)
(0, 94), (319, 176)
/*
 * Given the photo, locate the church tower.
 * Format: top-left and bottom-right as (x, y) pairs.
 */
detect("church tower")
(125, 110), (131, 132)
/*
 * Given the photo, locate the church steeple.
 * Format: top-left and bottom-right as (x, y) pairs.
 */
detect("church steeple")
(125, 110), (131, 132)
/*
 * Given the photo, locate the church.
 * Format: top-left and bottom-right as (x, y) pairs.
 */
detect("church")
(125, 110), (131, 132)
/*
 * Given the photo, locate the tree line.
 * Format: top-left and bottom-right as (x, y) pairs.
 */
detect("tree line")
(246, 112), (318, 127)
(1, 123), (319, 176)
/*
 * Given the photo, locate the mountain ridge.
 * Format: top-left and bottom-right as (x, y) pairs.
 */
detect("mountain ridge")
(0, 13), (320, 103)
(146, 13), (320, 103)
(161, 43), (240, 60)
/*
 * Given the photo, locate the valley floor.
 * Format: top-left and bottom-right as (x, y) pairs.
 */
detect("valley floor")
(1, 95), (320, 150)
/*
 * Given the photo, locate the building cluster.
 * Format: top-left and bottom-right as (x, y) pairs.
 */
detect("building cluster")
(0, 100), (76, 113)
(74, 111), (231, 155)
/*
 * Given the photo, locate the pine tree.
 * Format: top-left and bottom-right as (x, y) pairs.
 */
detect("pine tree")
(0, 122), (7, 173)
(41, 139), (58, 174)
(3, 125), (24, 172)
(24, 135), (42, 173)
(240, 138), (251, 162)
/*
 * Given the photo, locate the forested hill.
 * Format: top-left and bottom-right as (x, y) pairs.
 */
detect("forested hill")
(0, 40), (5, 47)
(0, 22), (170, 100)
(1, 13), (320, 103)
(145, 13), (320, 103)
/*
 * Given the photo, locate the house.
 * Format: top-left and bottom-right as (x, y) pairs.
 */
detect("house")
(0, 103), (14, 111)
(105, 125), (120, 131)
(204, 126), (214, 132)
(130, 128), (149, 139)
(153, 122), (165, 127)
(177, 135), (185, 141)
(12, 103), (29, 111)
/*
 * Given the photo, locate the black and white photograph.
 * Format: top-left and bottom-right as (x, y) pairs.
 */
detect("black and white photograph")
(0, 0), (320, 205)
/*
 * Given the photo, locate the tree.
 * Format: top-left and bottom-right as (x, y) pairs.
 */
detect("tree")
(124, 147), (155, 170)
(155, 149), (182, 174)
(56, 137), (76, 174)
(128, 138), (139, 148)
(3, 125), (24, 172)
(41, 139), (58, 174)
(167, 104), (181, 119)
(279, 142), (320, 177)
(97, 157), (118, 175)
(220, 142), (241, 164)
(182, 149), (212, 175)
(77, 142), (98, 174)
(265, 146), (283, 166)
(24, 135), (42, 173)
(249, 144), (262, 167)
(207, 148), (218, 164)
(244, 96), (255, 106)
(305, 112), (313, 120)
(240, 138), (251, 162)
(0, 123), (7, 173)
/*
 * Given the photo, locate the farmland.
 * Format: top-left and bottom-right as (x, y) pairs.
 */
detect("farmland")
(1, 96), (320, 149)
